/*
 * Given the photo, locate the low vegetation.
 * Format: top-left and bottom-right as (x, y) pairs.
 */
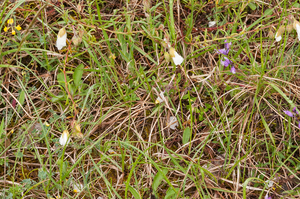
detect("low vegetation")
(1, 0), (300, 198)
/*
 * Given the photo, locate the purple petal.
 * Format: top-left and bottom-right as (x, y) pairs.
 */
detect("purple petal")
(284, 110), (294, 117)
(230, 66), (236, 74)
(221, 57), (232, 67)
(264, 195), (271, 199)
(293, 107), (299, 115)
(220, 59), (228, 67)
(217, 48), (228, 55)
(224, 41), (232, 50)
(298, 121), (300, 128)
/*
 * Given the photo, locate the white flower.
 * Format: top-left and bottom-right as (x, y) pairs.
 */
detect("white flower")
(155, 91), (166, 104)
(163, 38), (170, 48)
(275, 32), (282, 42)
(56, 27), (67, 50)
(293, 21), (300, 41)
(265, 180), (274, 188)
(73, 182), (83, 193)
(59, 130), (70, 146)
(168, 116), (178, 130)
(163, 38), (184, 65)
(169, 47), (184, 65)
(275, 25), (285, 42)
(208, 21), (216, 27)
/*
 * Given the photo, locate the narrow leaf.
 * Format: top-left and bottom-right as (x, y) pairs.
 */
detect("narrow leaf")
(152, 168), (168, 192)
(128, 185), (142, 199)
(73, 64), (84, 88)
(182, 127), (191, 144)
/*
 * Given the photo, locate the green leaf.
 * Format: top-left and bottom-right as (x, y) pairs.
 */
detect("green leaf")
(62, 161), (68, 179)
(268, 83), (298, 112)
(293, 2), (300, 8)
(182, 127), (191, 145)
(57, 72), (70, 88)
(51, 95), (66, 103)
(133, 45), (157, 65)
(263, 8), (273, 16)
(165, 187), (179, 199)
(17, 90), (25, 113)
(152, 168), (168, 192)
(73, 64), (84, 88)
(38, 169), (47, 180)
(0, 118), (4, 136)
(15, 151), (23, 158)
(296, 163), (300, 170)
(248, 2), (256, 10)
(128, 185), (142, 199)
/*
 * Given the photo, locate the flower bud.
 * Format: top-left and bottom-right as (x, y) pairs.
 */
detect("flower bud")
(275, 25), (285, 42)
(143, 0), (151, 11)
(59, 130), (70, 146)
(164, 52), (170, 62)
(293, 19), (300, 41)
(286, 24), (293, 33)
(72, 36), (82, 46)
(56, 27), (67, 50)
(169, 47), (176, 58)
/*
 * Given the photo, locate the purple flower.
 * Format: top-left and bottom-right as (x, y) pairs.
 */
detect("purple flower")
(293, 107), (299, 115)
(265, 194), (271, 199)
(217, 40), (237, 73)
(217, 40), (232, 55)
(220, 57), (232, 67)
(284, 110), (294, 117)
(298, 121), (300, 128)
(217, 48), (228, 55)
(230, 66), (236, 74)
(224, 40), (232, 50)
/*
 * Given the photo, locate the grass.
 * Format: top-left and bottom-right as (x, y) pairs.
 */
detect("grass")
(1, 0), (300, 198)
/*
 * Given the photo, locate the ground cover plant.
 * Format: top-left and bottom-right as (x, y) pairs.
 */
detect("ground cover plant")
(1, 0), (300, 198)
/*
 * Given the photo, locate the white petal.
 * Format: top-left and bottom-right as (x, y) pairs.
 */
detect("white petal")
(155, 92), (165, 104)
(163, 38), (171, 48)
(56, 32), (67, 50)
(172, 51), (184, 65)
(275, 35), (282, 42)
(59, 130), (70, 146)
(275, 31), (282, 42)
(208, 21), (216, 27)
(265, 180), (274, 188)
(169, 116), (178, 130)
(295, 24), (300, 41)
(73, 183), (83, 193)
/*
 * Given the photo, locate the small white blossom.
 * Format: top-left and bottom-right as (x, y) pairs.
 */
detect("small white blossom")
(163, 38), (184, 65)
(168, 116), (178, 130)
(275, 32), (282, 42)
(73, 182), (83, 193)
(56, 27), (67, 50)
(294, 23), (300, 41)
(274, 26), (285, 42)
(169, 47), (184, 65)
(208, 21), (216, 27)
(155, 92), (166, 104)
(265, 180), (274, 188)
(59, 130), (70, 146)
(163, 38), (171, 48)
